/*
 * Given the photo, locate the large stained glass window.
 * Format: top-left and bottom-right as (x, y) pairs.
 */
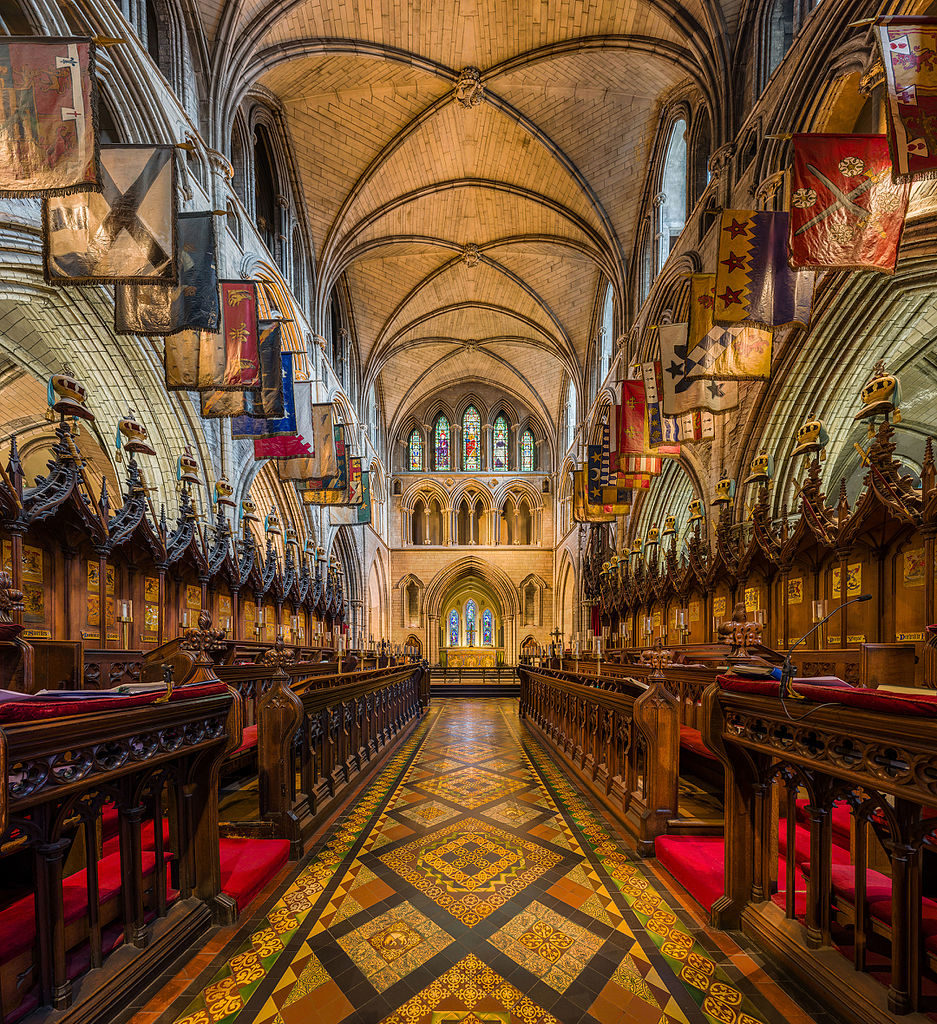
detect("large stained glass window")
(482, 608), (493, 645)
(408, 429), (422, 471)
(465, 600), (477, 646)
(462, 406), (481, 471)
(448, 609), (459, 647)
(521, 429), (535, 471)
(434, 415), (450, 471)
(492, 414), (508, 471)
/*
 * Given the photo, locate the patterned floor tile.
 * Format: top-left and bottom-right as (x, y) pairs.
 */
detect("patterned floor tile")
(379, 817), (562, 926)
(336, 901), (453, 992)
(487, 899), (605, 992)
(380, 953), (559, 1024)
(415, 765), (527, 808)
(397, 798), (462, 827)
(481, 797), (543, 827)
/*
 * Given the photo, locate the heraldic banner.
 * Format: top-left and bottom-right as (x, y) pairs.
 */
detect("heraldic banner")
(114, 212), (220, 335)
(877, 17), (937, 181)
(0, 38), (99, 196)
(715, 210), (813, 328)
(44, 145), (176, 283)
(789, 134), (909, 272)
(658, 320), (739, 417)
(232, 351), (296, 438)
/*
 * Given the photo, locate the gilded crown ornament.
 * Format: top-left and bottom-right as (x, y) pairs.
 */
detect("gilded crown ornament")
(661, 515), (678, 540)
(176, 446), (200, 488)
(688, 497), (705, 525)
(115, 410), (156, 462)
(855, 359), (901, 432)
(47, 372), (94, 422)
(744, 450), (774, 485)
(791, 415), (829, 460)
(711, 471), (736, 506)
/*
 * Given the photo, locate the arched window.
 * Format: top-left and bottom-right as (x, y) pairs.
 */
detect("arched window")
(145, 0), (161, 65)
(492, 414), (509, 471)
(291, 226), (305, 307)
(691, 109), (712, 208)
(482, 609), (493, 646)
(765, 0), (795, 82)
(408, 430), (423, 471)
(462, 405), (481, 471)
(230, 121), (247, 203)
(253, 124), (279, 256)
(465, 600), (477, 647)
(598, 284), (614, 383)
(521, 429), (535, 472)
(564, 380), (577, 454)
(657, 118), (687, 274)
(434, 415), (451, 471)
(448, 609), (459, 647)
(97, 96), (122, 144)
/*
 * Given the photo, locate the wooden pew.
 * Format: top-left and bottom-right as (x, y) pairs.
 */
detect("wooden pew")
(0, 680), (238, 1023)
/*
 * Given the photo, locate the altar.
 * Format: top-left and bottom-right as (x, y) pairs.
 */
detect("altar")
(444, 647), (502, 668)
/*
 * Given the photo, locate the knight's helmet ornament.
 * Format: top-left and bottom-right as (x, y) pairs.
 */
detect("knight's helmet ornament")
(855, 359), (901, 436)
(645, 525), (660, 549)
(661, 515), (678, 542)
(687, 497), (704, 526)
(744, 450), (774, 485)
(47, 372), (94, 423)
(711, 471), (736, 507)
(115, 410), (156, 463)
(176, 445), (200, 490)
(792, 415), (829, 461)
(214, 475), (236, 512)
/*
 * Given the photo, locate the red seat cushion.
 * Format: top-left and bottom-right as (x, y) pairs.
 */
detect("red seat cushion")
(679, 724), (717, 761)
(778, 818), (851, 867)
(229, 724), (257, 757)
(654, 835), (724, 912)
(869, 896), (937, 952)
(219, 837), (290, 913)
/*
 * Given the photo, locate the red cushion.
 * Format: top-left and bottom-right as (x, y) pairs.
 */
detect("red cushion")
(0, 682), (228, 722)
(830, 863), (893, 903)
(778, 818), (851, 867)
(869, 896), (937, 952)
(655, 835), (724, 912)
(718, 675), (937, 716)
(0, 849), (162, 961)
(679, 724), (717, 761)
(229, 723), (257, 757)
(219, 837), (290, 913)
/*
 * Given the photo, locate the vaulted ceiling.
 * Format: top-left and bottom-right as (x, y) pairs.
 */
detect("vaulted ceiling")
(208, 0), (739, 444)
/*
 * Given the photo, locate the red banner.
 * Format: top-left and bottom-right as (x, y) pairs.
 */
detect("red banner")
(789, 134), (909, 272)
(877, 17), (937, 181)
(221, 281), (260, 388)
(619, 380), (646, 454)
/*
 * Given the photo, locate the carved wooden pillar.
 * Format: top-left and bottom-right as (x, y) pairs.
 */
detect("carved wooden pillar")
(887, 799), (922, 1014)
(780, 565), (790, 652)
(156, 565), (167, 645)
(96, 549), (108, 648)
(62, 545), (75, 639)
(230, 587), (240, 640)
(9, 530), (23, 625)
(837, 549), (849, 648)
(36, 837), (71, 1008)
(120, 803), (148, 947)
(804, 786), (833, 949)
(925, 526), (936, 687)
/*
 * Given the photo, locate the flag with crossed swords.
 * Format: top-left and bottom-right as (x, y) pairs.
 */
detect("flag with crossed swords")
(714, 210), (814, 328)
(0, 38), (99, 197)
(114, 212), (220, 335)
(789, 133), (910, 272)
(876, 17), (937, 181)
(43, 145), (176, 283)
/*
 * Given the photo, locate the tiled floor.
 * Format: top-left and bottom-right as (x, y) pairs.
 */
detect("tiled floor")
(129, 699), (838, 1024)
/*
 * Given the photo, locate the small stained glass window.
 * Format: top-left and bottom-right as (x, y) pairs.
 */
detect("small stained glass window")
(448, 609), (459, 647)
(462, 406), (481, 471)
(435, 415), (450, 471)
(492, 414), (508, 471)
(465, 600), (477, 646)
(482, 608), (493, 645)
(408, 429), (422, 471)
(521, 429), (535, 472)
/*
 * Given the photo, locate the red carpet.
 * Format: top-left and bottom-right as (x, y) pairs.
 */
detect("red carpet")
(219, 837), (290, 912)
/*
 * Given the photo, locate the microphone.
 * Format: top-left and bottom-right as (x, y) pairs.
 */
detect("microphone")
(779, 593), (872, 700)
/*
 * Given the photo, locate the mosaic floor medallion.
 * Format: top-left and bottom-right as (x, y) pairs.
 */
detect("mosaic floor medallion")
(379, 817), (561, 925)
(415, 765), (527, 808)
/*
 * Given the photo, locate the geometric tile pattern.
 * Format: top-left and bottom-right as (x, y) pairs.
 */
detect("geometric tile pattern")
(153, 699), (819, 1024)
(336, 902), (452, 992)
(379, 817), (561, 925)
(487, 900), (604, 992)
(414, 765), (526, 808)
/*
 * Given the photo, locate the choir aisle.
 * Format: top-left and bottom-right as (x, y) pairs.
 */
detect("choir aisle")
(128, 700), (833, 1024)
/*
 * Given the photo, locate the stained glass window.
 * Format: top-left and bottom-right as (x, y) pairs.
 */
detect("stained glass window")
(408, 429), (423, 471)
(434, 415), (450, 471)
(465, 600), (477, 646)
(462, 406), (481, 471)
(492, 414), (508, 471)
(482, 608), (493, 645)
(521, 429), (535, 472)
(448, 609), (459, 647)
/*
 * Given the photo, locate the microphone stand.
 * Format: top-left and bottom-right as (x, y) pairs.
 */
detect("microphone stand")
(779, 593), (873, 700)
